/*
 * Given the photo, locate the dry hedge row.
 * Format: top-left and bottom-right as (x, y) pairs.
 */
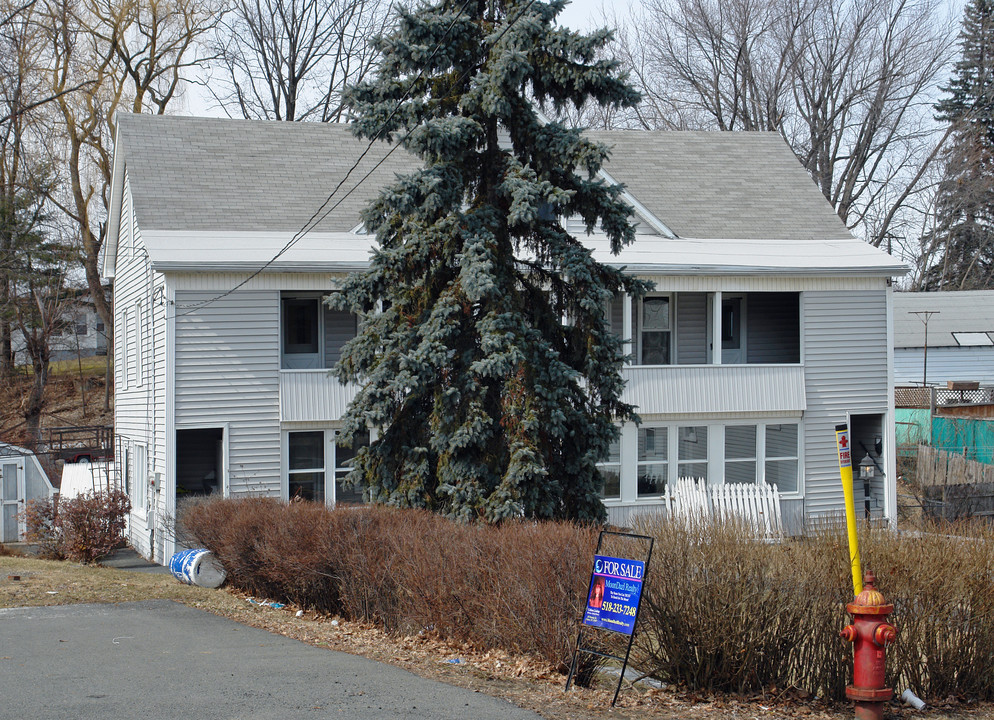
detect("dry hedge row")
(179, 498), (994, 701)
(631, 516), (994, 701)
(178, 498), (599, 676)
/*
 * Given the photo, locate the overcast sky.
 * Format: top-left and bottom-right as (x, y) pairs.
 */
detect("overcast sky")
(179, 0), (637, 117)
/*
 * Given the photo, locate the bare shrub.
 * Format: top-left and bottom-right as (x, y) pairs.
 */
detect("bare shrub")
(634, 516), (994, 702)
(180, 500), (599, 675)
(57, 490), (132, 563)
(862, 521), (994, 700)
(24, 491), (131, 563)
(632, 516), (852, 697)
(24, 496), (62, 558)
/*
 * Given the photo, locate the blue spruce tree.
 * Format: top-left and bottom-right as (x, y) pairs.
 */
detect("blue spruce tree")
(334, 0), (648, 522)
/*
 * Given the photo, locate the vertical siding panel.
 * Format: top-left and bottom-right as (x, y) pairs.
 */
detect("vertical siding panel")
(676, 292), (708, 364)
(174, 290), (281, 496)
(802, 290), (889, 521)
(323, 306), (357, 367)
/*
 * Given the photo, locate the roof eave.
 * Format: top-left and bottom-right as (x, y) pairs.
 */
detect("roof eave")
(153, 260), (909, 277)
(102, 124), (126, 281)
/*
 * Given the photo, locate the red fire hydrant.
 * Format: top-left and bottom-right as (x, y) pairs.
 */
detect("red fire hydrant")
(840, 570), (898, 720)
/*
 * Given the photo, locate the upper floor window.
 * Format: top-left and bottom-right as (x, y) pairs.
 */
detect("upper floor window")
(611, 291), (800, 366)
(640, 297), (671, 364)
(281, 293), (357, 370)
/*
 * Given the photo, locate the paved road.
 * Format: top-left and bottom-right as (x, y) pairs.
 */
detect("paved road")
(0, 600), (542, 720)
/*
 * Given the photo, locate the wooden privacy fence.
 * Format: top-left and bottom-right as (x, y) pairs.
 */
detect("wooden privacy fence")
(916, 444), (994, 487)
(666, 477), (784, 540)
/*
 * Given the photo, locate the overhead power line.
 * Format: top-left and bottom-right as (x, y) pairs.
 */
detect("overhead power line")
(172, 0), (542, 318)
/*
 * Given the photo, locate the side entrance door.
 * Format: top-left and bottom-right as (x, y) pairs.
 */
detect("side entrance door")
(1, 459), (25, 543)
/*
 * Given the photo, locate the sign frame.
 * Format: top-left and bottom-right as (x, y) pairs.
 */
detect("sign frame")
(565, 529), (654, 706)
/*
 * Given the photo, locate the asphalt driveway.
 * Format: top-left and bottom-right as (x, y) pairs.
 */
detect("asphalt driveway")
(0, 600), (542, 720)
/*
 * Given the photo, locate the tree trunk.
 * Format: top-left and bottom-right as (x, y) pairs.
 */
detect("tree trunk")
(23, 348), (48, 449)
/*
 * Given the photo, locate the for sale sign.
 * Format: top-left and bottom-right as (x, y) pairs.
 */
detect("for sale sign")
(582, 555), (645, 635)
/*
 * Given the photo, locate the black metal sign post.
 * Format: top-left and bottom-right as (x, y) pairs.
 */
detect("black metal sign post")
(565, 529), (654, 706)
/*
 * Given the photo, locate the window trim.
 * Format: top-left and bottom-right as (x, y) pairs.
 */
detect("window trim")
(635, 294), (673, 365)
(282, 428), (370, 507)
(136, 301), (145, 387)
(631, 419), (803, 498)
(596, 437), (621, 500)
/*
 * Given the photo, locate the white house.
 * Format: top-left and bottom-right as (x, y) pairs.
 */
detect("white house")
(894, 290), (994, 387)
(11, 296), (108, 365)
(104, 114), (906, 563)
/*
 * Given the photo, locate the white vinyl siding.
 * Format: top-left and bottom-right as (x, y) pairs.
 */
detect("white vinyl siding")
(113, 170), (168, 560)
(676, 292), (708, 364)
(802, 290), (889, 518)
(894, 346), (994, 386)
(175, 290), (281, 497)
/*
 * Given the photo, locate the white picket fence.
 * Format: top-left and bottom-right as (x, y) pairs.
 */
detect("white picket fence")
(664, 477), (784, 540)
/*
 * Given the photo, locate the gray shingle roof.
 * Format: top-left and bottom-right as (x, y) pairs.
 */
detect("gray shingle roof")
(587, 130), (851, 240)
(117, 114), (422, 234)
(116, 115), (851, 240)
(894, 291), (994, 348)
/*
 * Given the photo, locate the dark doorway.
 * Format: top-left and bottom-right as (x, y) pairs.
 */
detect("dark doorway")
(177, 428), (223, 497)
(849, 414), (884, 518)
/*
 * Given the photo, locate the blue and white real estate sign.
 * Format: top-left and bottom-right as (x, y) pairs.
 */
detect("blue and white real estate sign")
(582, 554), (645, 636)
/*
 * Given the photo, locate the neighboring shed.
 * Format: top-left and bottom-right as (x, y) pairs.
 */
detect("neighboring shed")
(0, 442), (56, 542)
(894, 291), (994, 386)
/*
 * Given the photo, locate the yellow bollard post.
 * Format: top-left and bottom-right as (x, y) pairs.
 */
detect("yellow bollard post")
(835, 423), (863, 596)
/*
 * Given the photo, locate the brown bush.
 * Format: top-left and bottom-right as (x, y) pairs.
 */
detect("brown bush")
(24, 490), (131, 563)
(180, 500), (600, 675)
(633, 516), (994, 702)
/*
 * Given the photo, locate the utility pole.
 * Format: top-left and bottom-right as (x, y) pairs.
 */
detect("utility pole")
(910, 310), (939, 389)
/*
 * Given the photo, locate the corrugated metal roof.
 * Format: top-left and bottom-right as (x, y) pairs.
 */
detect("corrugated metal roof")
(114, 114), (898, 274)
(893, 291), (994, 348)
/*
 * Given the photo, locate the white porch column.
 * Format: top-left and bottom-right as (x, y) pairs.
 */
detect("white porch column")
(712, 290), (722, 365)
(622, 292), (633, 364)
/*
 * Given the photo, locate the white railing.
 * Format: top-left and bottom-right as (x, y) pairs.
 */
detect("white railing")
(621, 364), (805, 415)
(279, 370), (360, 423)
(280, 364), (806, 423)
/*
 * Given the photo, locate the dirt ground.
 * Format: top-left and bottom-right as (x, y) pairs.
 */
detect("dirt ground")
(1, 551), (991, 720)
(0, 372), (112, 448)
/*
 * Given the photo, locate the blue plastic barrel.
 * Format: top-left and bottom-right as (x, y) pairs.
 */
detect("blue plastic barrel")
(168, 548), (226, 588)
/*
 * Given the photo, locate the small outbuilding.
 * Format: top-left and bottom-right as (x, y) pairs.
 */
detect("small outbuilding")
(0, 442), (56, 543)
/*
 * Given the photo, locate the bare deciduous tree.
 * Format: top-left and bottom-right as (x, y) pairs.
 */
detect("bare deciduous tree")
(205, 0), (391, 121)
(601, 0), (956, 247)
(35, 0), (222, 410)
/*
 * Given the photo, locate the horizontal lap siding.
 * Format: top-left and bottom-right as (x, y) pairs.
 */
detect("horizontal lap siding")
(114, 172), (168, 558)
(803, 290), (889, 519)
(175, 291), (280, 496)
(895, 347), (994, 386)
